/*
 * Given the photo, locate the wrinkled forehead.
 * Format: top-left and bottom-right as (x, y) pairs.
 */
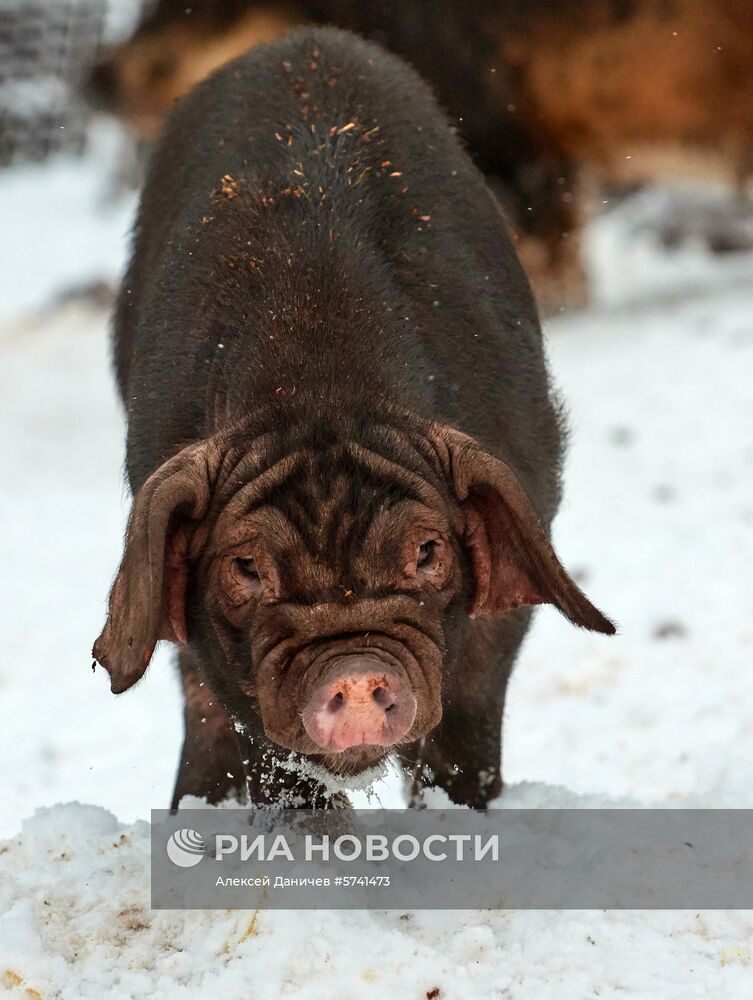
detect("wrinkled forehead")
(208, 434), (457, 556)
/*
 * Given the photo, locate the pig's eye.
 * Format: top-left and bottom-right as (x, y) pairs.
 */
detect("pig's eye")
(234, 556), (260, 581)
(224, 551), (267, 607)
(417, 540), (436, 570)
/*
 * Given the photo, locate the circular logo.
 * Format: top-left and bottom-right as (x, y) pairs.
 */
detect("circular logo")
(166, 828), (206, 868)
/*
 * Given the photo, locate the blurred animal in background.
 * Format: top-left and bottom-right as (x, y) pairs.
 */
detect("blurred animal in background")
(87, 0), (753, 310)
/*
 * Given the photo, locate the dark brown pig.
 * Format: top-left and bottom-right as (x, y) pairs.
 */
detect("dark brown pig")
(93, 27), (614, 809)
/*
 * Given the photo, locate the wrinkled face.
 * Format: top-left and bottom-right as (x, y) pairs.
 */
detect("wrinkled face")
(92, 420), (614, 779)
(194, 453), (466, 772)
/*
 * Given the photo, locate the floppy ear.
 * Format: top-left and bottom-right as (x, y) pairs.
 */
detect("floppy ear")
(92, 440), (223, 693)
(435, 425), (615, 634)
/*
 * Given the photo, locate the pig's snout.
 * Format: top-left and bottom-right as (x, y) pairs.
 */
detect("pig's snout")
(302, 656), (416, 752)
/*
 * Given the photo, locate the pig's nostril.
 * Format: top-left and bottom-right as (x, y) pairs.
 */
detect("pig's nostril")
(372, 686), (396, 712)
(327, 691), (345, 713)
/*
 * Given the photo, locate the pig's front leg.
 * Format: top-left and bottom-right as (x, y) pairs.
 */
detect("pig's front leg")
(173, 649), (344, 809)
(405, 612), (530, 809)
(172, 648), (245, 809)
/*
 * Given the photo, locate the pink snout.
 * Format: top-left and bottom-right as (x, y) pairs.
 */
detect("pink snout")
(302, 656), (417, 752)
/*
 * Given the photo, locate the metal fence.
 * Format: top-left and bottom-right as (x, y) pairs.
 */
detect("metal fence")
(0, 0), (139, 166)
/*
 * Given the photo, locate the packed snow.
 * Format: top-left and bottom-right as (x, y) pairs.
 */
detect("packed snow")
(1, 134), (752, 997)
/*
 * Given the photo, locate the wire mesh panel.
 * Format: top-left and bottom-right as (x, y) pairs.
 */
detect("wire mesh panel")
(0, 0), (115, 165)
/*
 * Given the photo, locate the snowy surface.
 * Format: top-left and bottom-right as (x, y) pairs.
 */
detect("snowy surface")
(3, 799), (753, 1000)
(1, 138), (752, 997)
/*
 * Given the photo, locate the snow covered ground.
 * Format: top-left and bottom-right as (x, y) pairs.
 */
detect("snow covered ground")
(0, 137), (752, 997)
